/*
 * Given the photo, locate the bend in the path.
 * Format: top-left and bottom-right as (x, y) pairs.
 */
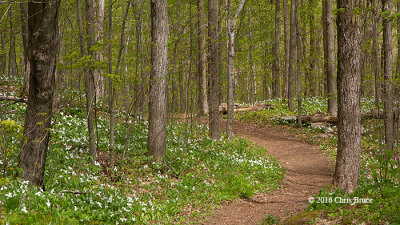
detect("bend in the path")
(205, 121), (333, 225)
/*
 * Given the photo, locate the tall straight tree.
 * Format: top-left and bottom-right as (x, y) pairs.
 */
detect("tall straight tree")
(148, 0), (169, 161)
(273, 0), (281, 98)
(85, 0), (98, 160)
(308, 0), (317, 96)
(334, 0), (362, 193)
(208, 0), (221, 139)
(288, 0), (297, 110)
(325, 0), (337, 114)
(283, 0), (290, 98)
(382, 0), (394, 151)
(198, 0), (208, 115)
(226, 0), (246, 139)
(18, 0), (60, 188)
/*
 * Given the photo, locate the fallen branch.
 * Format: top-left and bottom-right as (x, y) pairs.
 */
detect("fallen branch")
(58, 190), (87, 195)
(0, 95), (27, 103)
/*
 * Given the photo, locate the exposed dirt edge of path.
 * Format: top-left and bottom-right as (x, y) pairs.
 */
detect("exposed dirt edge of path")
(203, 121), (334, 225)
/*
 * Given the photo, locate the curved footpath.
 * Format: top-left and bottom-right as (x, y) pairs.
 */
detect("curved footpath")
(205, 121), (333, 224)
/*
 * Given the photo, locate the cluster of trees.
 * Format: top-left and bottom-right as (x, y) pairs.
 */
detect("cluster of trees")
(0, 0), (399, 194)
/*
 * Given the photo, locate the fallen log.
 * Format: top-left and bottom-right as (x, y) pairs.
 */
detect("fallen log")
(219, 103), (273, 114)
(0, 95), (27, 103)
(287, 108), (400, 125)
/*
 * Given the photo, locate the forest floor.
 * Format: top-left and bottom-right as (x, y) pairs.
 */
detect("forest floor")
(204, 120), (334, 224)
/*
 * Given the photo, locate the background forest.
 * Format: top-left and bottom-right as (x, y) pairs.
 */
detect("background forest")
(0, 0), (400, 224)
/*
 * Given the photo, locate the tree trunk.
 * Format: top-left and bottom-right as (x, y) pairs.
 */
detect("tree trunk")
(226, 0), (246, 139)
(283, 0), (290, 98)
(8, 5), (17, 77)
(296, 3), (302, 127)
(382, 0), (394, 151)
(208, 0), (221, 139)
(108, 0), (114, 168)
(396, 1), (400, 98)
(273, 0), (281, 98)
(288, 0), (297, 110)
(85, 0), (98, 160)
(326, 0), (337, 114)
(148, 0), (168, 161)
(198, 0), (208, 115)
(322, 0), (328, 97)
(20, 2), (30, 97)
(334, 0), (362, 194)
(18, 0), (60, 188)
(372, 4), (381, 106)
(248, 8), (255, 104)
(0, 30), (5, 76)
(308, 0), (317, 97)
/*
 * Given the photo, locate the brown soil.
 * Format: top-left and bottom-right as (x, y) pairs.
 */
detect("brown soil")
(204, 120), (334, 225)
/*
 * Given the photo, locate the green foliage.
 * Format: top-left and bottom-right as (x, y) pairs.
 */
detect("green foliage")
(0, 106), (283, 224)
(261, 214), (280, 225)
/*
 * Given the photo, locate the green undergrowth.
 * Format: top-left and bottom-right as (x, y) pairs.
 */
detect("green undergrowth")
(236, 97), (400, 224)
(0, 103), (283, 224)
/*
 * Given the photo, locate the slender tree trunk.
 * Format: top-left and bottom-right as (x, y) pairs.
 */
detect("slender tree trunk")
(85, 0), (98, 160)
(198, 0), (208, 115)
(208, 0), (221, 139)
(148, 0), (168, 161)
(248, 8), (255, 104)
(326, 0), (337, 114)
(8, 5), (17, 77)
(226, 0), (246, 139)
(0, 31), (5, 76)
(288, 0), (297, 110)
(96, 0), (105, 99)
(18, 0), (60, 188)
(20, 3), (30, 97)
(308, 0), (316, 97)
(334, 0), (362, 194)
(108, 0), (115, 168)
(296, 2), (302, 127)
(133, 0), (145, 117)
(283, 0), (290, 98)
(382, 0), (394, 151)
(372, 4), (381, 106)
(273, 0), (281, 98)
(171, 0), (181, 113)
(322, 0), (328, 97)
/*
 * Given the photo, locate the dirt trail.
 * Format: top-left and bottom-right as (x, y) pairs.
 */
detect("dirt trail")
(205, 121), (333, 224)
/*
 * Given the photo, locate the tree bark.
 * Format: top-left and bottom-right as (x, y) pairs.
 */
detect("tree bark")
(18, 0), (60, 188)
(288, 0), (297, 110)
(208, 0), (221, 139)
(273, 0), (281, 98)
(198, 0), (208, 115)
(226, 0), (246, 139)
(307, 0), (317, 97)
(326, 0), (337, 114)
(334, 0), (362, 194)
(148, 0), (168, 161)
(108, 0), (114, 168)
(20, 2), (30, 97)
(283, 0), (290, 98)
(85, 0), (98, 160)
(296, 3), (302, 127)
(8, 5), (17, 77)
(382, 0), (394, 151)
